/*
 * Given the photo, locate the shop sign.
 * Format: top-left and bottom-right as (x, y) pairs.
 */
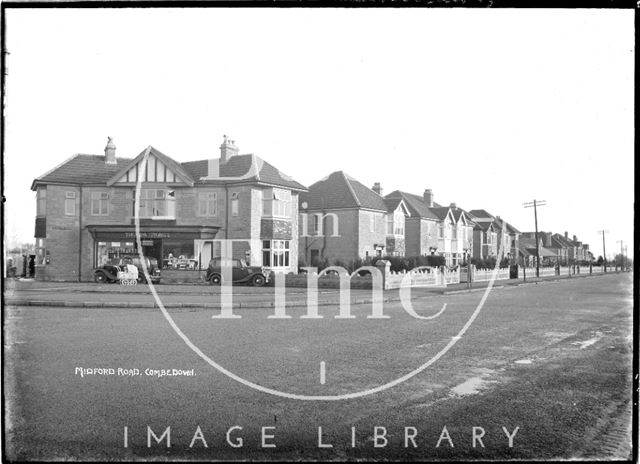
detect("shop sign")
(124, 232), (170, 239)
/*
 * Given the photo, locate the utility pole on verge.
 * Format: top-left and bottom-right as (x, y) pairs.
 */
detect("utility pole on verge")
(523, 200), (547, 278)
(597, 230), (609, 272)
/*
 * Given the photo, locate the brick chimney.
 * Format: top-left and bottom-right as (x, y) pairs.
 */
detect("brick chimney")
(424, 189), (434, 207)
(372, 182), (383, 196)
(450, 202), (457, 209)
(573, 235), (577, 242)
(220, 135), (239, 164)
(564, 231), (569, 240)
(104, 137), (116, 165)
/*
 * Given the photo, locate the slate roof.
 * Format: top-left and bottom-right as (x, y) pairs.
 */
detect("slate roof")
(300, 171), (387, 211)
(32, 149), (306, 192)
(384, 190), (440, 220)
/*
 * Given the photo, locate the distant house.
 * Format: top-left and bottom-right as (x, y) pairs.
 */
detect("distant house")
(429, 204), (474, 266)
(519, 234), (560, 267)
(467, 209), (520, 262)
(383, 189), (441, 257)
(384, 190), (474, 266)
(298, 172), (410, 266)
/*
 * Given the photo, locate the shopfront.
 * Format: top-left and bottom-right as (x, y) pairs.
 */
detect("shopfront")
(88, 226), (219, 271)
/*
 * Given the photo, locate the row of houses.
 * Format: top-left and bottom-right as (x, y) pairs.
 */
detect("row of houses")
(30, 137), (591, 281)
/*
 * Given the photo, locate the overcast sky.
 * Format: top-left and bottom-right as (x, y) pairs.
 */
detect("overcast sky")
(4, 8), (634, 259)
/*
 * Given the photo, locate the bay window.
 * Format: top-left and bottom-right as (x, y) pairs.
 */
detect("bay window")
(36, 189), (46, 216)
(262, 240), (290, 268)
(263, 189), (291, 218)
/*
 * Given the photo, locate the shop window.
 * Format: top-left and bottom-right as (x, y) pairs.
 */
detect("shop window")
(262, 240), (290, 268)
(36, 189), (46, 216)
(65, 191), (76, 216)
(263, 189), (291, 218)
(91, 192), (109, 216)
(135, 189), (176, 218)
(163, 239), (196, 270)
(231, 192), (239, 217)
(198, 192), (217, 216)
(96, 241), (137, 267)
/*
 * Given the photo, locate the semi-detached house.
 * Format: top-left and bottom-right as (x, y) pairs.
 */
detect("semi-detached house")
(31, 136), (307, 281)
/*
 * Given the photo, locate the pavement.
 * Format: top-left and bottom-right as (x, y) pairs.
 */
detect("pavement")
(3, 270), (628, 309)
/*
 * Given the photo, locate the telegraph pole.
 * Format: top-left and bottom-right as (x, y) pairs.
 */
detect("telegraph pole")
(523, 200), (547, 278)
(597, 230), (609, 272)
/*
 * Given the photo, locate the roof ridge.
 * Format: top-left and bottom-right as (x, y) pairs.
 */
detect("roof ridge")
(340, 171), (361, 207)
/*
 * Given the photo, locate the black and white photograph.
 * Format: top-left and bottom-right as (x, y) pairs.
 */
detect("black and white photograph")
(2, 5), (635, 462)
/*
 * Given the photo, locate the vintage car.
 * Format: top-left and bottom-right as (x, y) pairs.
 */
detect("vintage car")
(205, 258), (268, 286)
(93, 256), (161, 284)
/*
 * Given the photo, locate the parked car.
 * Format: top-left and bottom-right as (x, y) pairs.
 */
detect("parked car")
(205, 258), (268, 286)
(93, 256), (161, 284)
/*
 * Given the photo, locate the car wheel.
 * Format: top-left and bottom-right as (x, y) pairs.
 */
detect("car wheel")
(252, 274), (265, 287)
(209, 274), (222, 285)
(94, 272), (107, 284)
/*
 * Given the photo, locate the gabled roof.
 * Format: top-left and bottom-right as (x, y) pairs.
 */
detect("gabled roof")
(107, 146), (196, 187)
(385, 190), (440, 220)
(31, 147), (306, 192)
(31, 154), (133, 189)
(300, 171), (388, 211)
(429, 206), (456, 223)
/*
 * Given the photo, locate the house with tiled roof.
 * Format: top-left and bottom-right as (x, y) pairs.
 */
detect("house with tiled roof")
(298, 174), (410, 266)
(467, 209), (520, 262)
(518, 235), (559, 267)
(31, 136), (307, 281)
(383, 189), (474, 266)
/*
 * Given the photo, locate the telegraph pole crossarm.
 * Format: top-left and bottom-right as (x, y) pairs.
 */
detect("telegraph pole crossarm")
(524, 200), (547, 278)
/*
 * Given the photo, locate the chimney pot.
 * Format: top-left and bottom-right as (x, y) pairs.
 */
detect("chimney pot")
(220, 135), (239, 164)
(104, 137), (117, 165)
(423, 189), (434, 208)
(372, 182), (383, 196)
